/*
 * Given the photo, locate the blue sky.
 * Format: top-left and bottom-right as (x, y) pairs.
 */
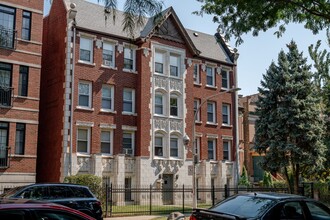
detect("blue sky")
(44, 0), (328, 96)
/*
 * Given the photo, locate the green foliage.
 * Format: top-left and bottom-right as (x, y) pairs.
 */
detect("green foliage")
(254, 41), (326, 194)
(238, 166), (250, 186)
(99, 0), (163, 38)
(197, 0), (330, 45)
(262, 172), (273, 187)
(64, 174), (102, 199)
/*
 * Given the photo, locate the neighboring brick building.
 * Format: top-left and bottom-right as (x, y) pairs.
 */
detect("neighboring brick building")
(38, 0), (240, 204)
(238, 93), (265, 182)
(0, 0), (43, 190)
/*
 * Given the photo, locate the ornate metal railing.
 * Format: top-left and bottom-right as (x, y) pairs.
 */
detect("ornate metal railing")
(0, 86), (13, 107)
(0, 28), (16, 49)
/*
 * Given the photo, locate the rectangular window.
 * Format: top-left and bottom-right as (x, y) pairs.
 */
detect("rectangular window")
(123, 88), (135, 113)
(77, 128), (89, 153)
(0, 122), (9, 167)
(155, 51), (164, 74)
(206, 66), (215, 86)
(101, 84), (113, 111)
(193, 64), (200, 84)
(79, 37), (93, 63)
(0, 5), (15, 48)
(222, 104), (230, 125)
(78, 81), (91, 108)
(223, 140), (230, 160)
(221, 69), (229, 89)
(155, 93), (163, 115)
(18, 66), (28, 96)
(194, 99), (200, 122)
(15, 123), (25, 155)
(102, 42), (114, 67)
(208, 139), (216, 160)
(154, 136), (163, 157)
(170, 97), (178, 116)
(123, 131), (134, 155)
(170, 137), (178, 157)
(170, 54), (179, 77)
(0, 62), (12, 106)
(207, 101), (216, 123)
(124, 47), (135, 70)
(22, 11), (31, 41)
(101, 130), (112, 154)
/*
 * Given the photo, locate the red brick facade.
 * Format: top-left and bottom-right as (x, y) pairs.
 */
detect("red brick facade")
(0, 0), (43, 189)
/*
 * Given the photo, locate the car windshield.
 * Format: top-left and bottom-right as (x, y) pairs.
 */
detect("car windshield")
(211, 195), (276, 218)
(0, 186), (26, 198)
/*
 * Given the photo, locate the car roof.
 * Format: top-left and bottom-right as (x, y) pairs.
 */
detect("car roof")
(0, 198), (95, 219)
(15, 183), (89, 188)
(237, 192), (307, 200)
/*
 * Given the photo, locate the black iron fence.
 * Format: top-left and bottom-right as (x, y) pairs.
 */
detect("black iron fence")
(103, 184), (289, 217)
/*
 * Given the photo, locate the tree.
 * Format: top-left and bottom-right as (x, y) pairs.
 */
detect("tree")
(98, 0), (163, 37)
(238, 166), (250, 187)
(254, 41), (326, 194)
(197, 0), (330, 45)
(308, 35), (330, 180)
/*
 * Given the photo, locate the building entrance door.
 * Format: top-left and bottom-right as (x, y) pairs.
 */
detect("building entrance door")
(162, 174), (173, 205)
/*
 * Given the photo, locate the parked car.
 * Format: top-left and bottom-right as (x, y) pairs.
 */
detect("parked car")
(189, 192), (330, 220)
(0, 198), (96, 219)
(0, 183), (103, 220)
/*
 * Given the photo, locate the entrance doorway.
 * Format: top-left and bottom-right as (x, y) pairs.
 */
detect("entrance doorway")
(162, 174), (173, 205)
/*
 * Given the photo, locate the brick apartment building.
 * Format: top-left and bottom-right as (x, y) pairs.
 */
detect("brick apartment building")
(0, 0), (43, 190)
(38, 0), (240, 204)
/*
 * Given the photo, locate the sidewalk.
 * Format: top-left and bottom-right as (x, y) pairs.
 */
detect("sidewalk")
(104, 215), (163, 220)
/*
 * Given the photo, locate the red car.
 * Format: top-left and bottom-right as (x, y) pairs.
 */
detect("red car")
(0, 198), (96, 219)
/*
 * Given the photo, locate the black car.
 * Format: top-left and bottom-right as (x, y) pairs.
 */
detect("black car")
(0, 183), (102, 220)
(189, 192), (330, 220)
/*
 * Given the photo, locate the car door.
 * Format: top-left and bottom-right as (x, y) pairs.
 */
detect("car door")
(48, 185), (78, 209)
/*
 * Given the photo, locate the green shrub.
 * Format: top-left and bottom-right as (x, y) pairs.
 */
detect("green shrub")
(64, 174), (102, 199)
(238, 166), (251, 187)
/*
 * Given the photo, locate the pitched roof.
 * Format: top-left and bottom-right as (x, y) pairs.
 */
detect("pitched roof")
(65, 0), (235, 64)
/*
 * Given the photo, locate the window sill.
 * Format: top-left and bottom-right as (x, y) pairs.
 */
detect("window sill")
(194, 83), (202, 87)
(169, 116), (183, 120)
(101, 65), (117, 70)
(100, 109), (116, 114)
(77, 153), (91, 157)
(206, 122), (218, 126)
(205, 85), (218, 90)
(122, 112), (137, 116)
(101, 154), (114, 158)
(78, 60), (96, 66)
(123, 69), (138, 74)
(195, 121), (202, 125)
(221, 87), (231, 91)
(76, 106), (94, 111)
(222, 124), (232, 128)
(10, 154), (37, 158)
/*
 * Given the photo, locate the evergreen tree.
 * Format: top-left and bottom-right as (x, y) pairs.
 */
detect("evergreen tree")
(239, 166), (250, 187)
(255, 41), (326, 194)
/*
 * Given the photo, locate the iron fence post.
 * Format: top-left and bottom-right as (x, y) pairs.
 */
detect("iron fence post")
(110, 183), (113, 217)
(149, 184), (152, 215)
(105, 183), (108, 217)
(212, 184), (215, 206)
(182, 184), (185, 214)
(224, 184), (228, 198)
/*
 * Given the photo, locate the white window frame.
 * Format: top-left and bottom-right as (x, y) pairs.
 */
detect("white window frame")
(222, 104), (231, 125)
(170, 95), (179, 117)
(221, 69), (230, 89)
(207, 138), (216, 160)
(122, 131), (135, 156)
(77, 127), (90, 154)
(123, 88), (135, 114)
(101, 84), (114, 112)
(170, 54), (180, 77)
(123, 44), (136, 72)
(78, 81), (92, 109)
(193, 63), (200, 84)
(194, 99), (201, 122)
(207, 101), (216, 124)
(170, 135), (179, 158)
(79, 36), (93, 63)
(154, 133), (164, 157)
(155, 92), (164, 115)
(101, 129), (113, 155)
(223, 140), (231, 161)
(206, 66), (215, 87)
(102, 41), (115, 68)
(155, 51), (165, 74)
